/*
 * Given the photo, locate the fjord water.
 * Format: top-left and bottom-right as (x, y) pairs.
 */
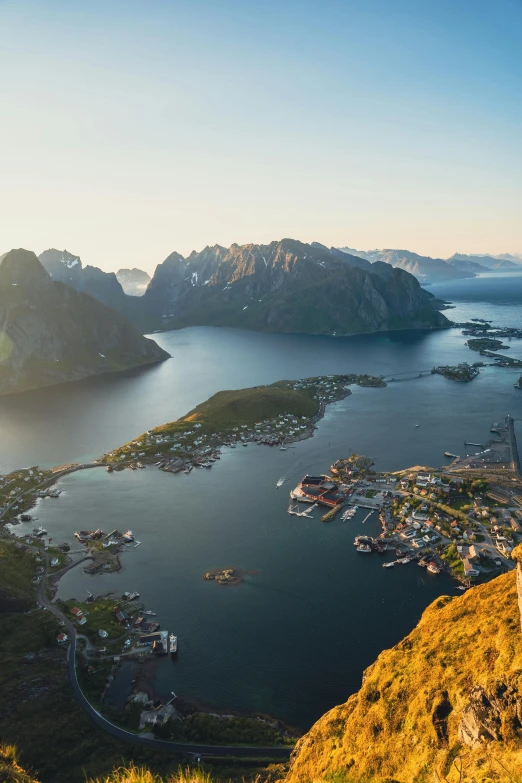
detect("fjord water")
(4, 272), (522, 729)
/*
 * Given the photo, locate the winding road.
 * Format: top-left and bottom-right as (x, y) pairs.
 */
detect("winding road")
(35, 551), (291, 761)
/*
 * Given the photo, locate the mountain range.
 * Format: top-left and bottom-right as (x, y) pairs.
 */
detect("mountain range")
(339, 247), (522, 283)
(0, 249), (169, 395)
(139, 239), (449, 334)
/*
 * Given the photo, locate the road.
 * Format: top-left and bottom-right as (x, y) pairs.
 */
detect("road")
(35, 551), (291, 761)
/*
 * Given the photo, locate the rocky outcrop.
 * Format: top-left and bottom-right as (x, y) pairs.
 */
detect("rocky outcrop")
(141, 239), (449, 335)
(458, 675), (522, 749)
(0, 249), (169, 395)
(514, 544), (522, 632)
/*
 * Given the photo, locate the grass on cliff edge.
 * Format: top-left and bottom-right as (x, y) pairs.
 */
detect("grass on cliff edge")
(0, 745), (219, 783)
(286, 567), (522, 783)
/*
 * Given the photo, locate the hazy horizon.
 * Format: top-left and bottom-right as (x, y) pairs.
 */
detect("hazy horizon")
(2, 0), (522, 272)
(3, 241), (522, 277)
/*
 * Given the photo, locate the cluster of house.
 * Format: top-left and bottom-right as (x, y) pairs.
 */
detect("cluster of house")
(456, 544), (481, 577)
(397, 508), (442, 550)
(131, 692), (176, 729)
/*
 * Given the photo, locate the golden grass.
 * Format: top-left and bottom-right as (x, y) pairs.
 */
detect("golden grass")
(0, 743), (40, 783)
(286, 570), (522, 783)
(88, 765), (217, 783)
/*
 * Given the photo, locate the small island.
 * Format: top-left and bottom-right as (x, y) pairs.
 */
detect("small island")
(203, 567), (247, 585)
(466, 337), (507, 352)
(432, 363), (479, 382)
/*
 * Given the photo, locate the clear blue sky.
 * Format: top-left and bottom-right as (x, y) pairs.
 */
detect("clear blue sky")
(1, 0), (521, 271)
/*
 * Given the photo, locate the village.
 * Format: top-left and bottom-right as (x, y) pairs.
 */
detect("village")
(288, 416), (522, 583)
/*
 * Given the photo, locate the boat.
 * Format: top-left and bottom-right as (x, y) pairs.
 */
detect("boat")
(382, 561), (395, 568)
(144, 610), (157, 616)
(401, 558), (411, 564)
(106, 465), (113, 472)
(184, 466), (193, 474)
(280, 446), (287, 451)
(444, 452), (459, 458)
(415, 424), (420, 427)
(356, 544), (372, 553)
(427, 562), (441, 574)
(121, 530), (134, 542)
(169, 633), (178, 656)
(276, 478), (285, 488)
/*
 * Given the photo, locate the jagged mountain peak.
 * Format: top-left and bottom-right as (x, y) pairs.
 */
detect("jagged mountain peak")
(141, 238), (449, 334)
(38, 248), (82, 278)
(0, 248), (51, 286)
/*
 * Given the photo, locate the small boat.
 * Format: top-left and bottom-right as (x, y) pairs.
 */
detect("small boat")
(169, 633), (178, 656)
(455, 585), (467, 591)
(401, 558), (411, 564)
(415, 424), (420, 427)
(144, 610), (157, 616)
(276, 478), (285, 488)
(356, 544), (372, 553)
(444, 452), (459, 459)
(184, 466), (193, 474)
(280, 446), (287, 451)
(383, 561), (395, 568)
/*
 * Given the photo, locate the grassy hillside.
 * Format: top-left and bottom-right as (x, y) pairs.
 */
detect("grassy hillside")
(182, 384), (319, 431)
(286, 566), (522, 783)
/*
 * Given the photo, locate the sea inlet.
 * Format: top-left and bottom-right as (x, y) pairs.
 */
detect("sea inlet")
(4, 272), (522, 729)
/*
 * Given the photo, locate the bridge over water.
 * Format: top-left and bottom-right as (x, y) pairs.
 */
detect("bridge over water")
(382, 370), (433, 382)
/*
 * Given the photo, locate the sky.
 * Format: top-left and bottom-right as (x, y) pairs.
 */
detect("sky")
(1, 0), (521, 273)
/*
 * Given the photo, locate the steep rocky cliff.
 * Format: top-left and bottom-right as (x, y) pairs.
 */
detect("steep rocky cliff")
(0, 249), (169, 395)
(286, 552), (522, 783)
(142, 239), (449, 335)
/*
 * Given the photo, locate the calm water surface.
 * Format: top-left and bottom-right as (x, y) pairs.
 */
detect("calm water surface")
(4, 273), (522, 728)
